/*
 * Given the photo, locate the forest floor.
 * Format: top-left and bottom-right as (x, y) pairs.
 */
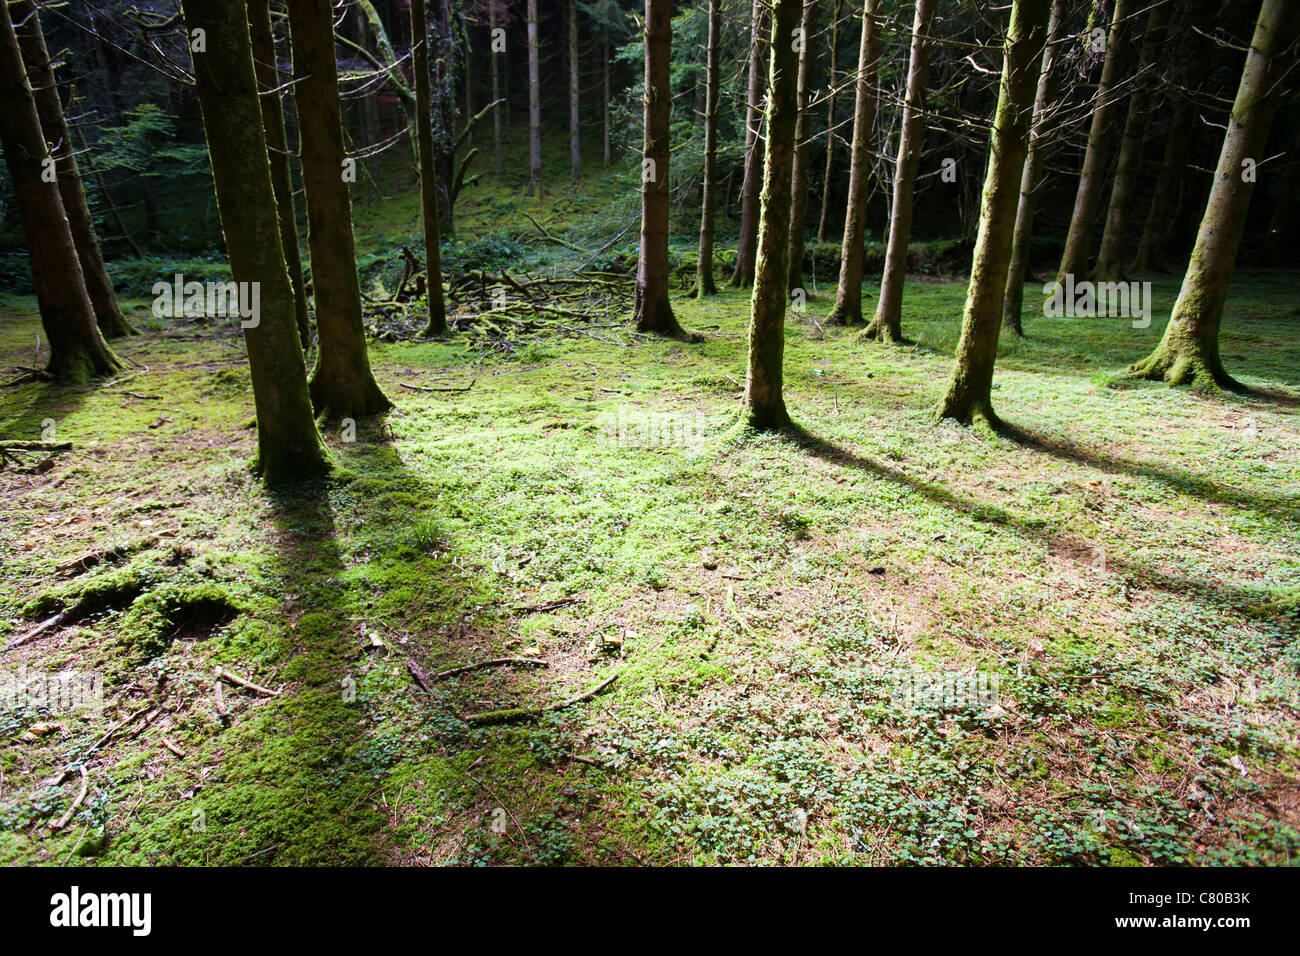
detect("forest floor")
(1, 270), (1298, 865)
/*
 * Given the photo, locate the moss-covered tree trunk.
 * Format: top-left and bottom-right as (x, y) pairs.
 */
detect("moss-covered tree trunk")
(1002, 0), (1065, 336)
(826, 0), (880, 326)
(1129, 0), (1299, 390)
(743, 0), (803, 431)
(248, 0), (310, 350)
(1055, 0), (1132, 283)
(0, 1), (119, 383)
(864, 0), (937, 342)
(729, 0), (764, 289)
(527, 0), (542, 198)
(935, 0), (1051, 425)
(412, 0), (448, 336)
(694, 0), (720, 298)
(786, 0), (815, 293)
(1131, 1), (1215, 274)
(1093, 0), (1170, 281)
(634, 0), (688, 338)
(12, 0), (134, 341)
(286, 0), (391, 419)
(816, 0), (842, 244)
(180, 0), (330, 484)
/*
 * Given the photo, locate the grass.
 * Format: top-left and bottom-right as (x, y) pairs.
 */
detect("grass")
(1, 256), (1298, 865)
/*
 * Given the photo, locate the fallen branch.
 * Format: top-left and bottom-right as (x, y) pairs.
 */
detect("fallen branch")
(56, 538), (155, 579)
(521, 212), (590, 255)
(50, 765), (89, 831)
(433, 657), (549, 681)
(463, 672), (619, 726)
(398, 379), (476, 393)
(215, 666), (281, 697)
(4, 611), (68, 652)
(514, 597), (580, 615)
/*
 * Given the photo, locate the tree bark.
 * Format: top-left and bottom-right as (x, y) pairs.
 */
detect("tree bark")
(0, 0), (119, 383)
(180, 0), (329, 484)
(1056, 0), (1133, 283)
(527, 0), (542, 197)
(864, 0), (937, 342)
(694, 0), (721, 297)
(248, 0), (310, 350)
(786, 0), (816, 293)
(12, 0), (134, 341)
(490, 2), (503, 181)
(603, 37), (612, 165)
(1129, 0), (1299, 390)
(816, 0), (842, 244)
(286, 0), (391, 419)
(935, 0), (1051, 425)
(569, 0), (580, 182)
(1131, 1), (1215, 274)
(1002, 0), (1065, 336)
(1093, 0), (1171, 281)
(826, 0), (880, 326)
(729, 0), (765, 288)
(1262, 124), (1300, 264)
(634, 0), (688, 338)
(412, 0), (449, 337)
(743, 0), (803, 431)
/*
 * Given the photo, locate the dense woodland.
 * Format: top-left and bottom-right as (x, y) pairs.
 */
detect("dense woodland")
(0, 0), (1298, 870)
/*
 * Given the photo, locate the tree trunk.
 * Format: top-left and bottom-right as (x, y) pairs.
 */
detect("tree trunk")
(527, 0), (542, 198)
(1093, 0), (1171, 281)
(1056, 0), (1133, 283)
(826, 0), (880, 326)
(935, 0), (1051, 425)
(729, 0), (765, 288)
(179, 0), (329, 484)
(286, 0), (391, 419)
(816, 0), (842, 244)
(569, 0), (580, 182)
(1129, 0), (1299, 390)
(603, 38), (612, 165)
(0, 1), (119, 383)
(634, 0), (687, 338)
(1262, 124), (1300, 264)
(1001, 0), (1065, 336)
(412, 0), (449, 337)
(1131, 2), (1214, 274)
(249, 0), (310, 351)
(694, 0), (721, 298)
(12, 0), (134, 341)
(786, 0), (816, 293)
(490, 3), (502, 181)
(864, 0), (937, 342)
(743, 0), (803, 431)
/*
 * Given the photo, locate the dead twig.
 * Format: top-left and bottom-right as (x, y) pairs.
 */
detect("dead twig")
(215, 666), (281, 697)
(463, 673), (619, 726)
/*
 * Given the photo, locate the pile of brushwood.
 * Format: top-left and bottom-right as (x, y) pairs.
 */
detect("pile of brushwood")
(362, 246), (636, 352)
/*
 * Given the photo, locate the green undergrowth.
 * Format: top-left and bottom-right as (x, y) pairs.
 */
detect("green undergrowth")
(0, 265), (1297, 865)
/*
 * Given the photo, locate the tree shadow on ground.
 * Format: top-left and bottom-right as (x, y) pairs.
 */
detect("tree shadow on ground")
(992, 420), (1300, 521)
(787, 424), (1285, 614)
(191, 418), (616, 864)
